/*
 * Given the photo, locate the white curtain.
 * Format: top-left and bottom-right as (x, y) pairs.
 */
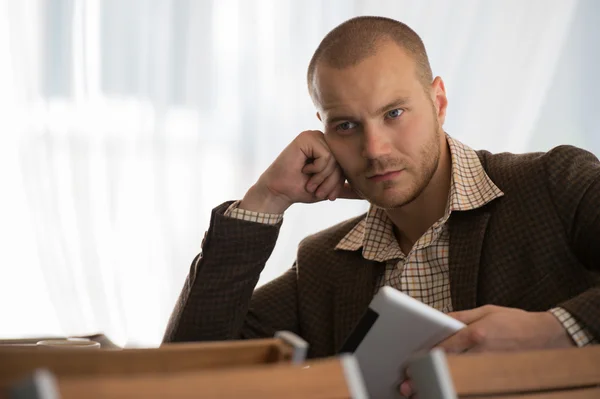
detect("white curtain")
(0, 0), (590, 347)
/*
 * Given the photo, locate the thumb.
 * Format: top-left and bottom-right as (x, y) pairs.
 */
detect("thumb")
(338, 182), (363, 200)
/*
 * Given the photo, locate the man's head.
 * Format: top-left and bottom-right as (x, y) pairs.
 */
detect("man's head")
(308, 16), (448, 209)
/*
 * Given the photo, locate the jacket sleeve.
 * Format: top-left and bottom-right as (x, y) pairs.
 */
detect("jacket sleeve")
(162, 201), (300, 343)
(545, 146), (600, 340)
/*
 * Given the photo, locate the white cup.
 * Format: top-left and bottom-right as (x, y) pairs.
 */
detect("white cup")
(36, 338), (101, 349)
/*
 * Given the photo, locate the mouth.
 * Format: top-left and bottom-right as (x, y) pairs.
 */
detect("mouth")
(367, 170), (403, 182)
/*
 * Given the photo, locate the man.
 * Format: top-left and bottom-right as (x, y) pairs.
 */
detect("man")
(164, 15), (599, 395)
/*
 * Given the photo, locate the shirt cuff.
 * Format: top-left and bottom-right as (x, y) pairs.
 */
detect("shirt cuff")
(549, 307), (597, 347)
(223, 200), (283, 225)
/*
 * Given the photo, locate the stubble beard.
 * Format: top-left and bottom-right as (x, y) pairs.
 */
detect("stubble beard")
(353, 125), (442, 210)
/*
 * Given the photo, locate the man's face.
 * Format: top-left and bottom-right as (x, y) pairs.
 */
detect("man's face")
(313, 41), (447, 209)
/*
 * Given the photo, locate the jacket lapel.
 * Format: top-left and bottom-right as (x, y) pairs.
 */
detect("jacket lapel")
(333, 254), (384, 352)
(448, 207), (491, 311)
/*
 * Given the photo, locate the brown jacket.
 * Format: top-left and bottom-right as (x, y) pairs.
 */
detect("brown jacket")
(164, 145), (600, 358)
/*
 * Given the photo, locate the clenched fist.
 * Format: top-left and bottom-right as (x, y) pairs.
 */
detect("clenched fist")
(240, 130), (359, 214)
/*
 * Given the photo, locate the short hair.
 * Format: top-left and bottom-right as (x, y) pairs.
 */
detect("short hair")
(307, 16), (433, 99)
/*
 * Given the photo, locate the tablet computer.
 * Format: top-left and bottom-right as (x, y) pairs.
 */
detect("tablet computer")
(339, 286), (465, 399)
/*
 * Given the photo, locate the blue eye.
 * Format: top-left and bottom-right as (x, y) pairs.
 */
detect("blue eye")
(336, 121), (357, 131)
(386, 109), (403, 119)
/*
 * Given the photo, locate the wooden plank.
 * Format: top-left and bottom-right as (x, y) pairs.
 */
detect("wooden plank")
(0, 338), (292, 390)
(53, 357), (353, 399)
(447, 346), (600, 396)
(467, 386), (600, 399)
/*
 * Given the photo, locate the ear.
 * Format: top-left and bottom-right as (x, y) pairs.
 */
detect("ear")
(430, 77), (448, 126)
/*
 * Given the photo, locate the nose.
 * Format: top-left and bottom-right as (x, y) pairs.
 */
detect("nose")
(361, 124), (392, 159)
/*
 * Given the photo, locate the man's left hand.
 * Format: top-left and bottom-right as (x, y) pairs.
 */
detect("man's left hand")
(399, 305), (575, 398)
(438, 305), (575, 353)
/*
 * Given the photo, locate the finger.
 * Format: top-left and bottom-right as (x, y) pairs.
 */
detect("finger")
(399, 380), (414, 398)
(301, 142), (332, 175)
(449, 305), (496, 325)
(325, 176), (345, 201)
(338, 182), (362, 199)
(324, 169), (350, 201)
(436, 326), (486, 354)
(305, 156), (336, 193)
(302, 157), (328, 175)
(299, 130), (329, 161)
(315, 167), (342, 200)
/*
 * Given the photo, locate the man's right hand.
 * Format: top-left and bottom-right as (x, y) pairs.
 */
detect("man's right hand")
(239, 130), (360, 214)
